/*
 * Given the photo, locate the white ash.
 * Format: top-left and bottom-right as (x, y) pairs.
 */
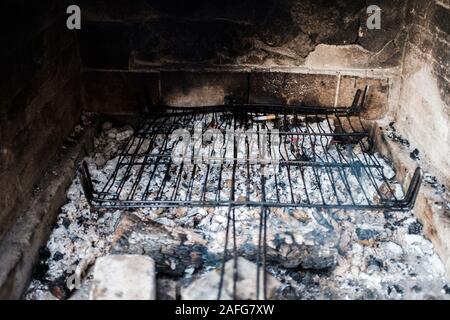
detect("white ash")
(385, 122), (410, 147)
(25, 117), (449, 300)
(273, 208), (449, 299)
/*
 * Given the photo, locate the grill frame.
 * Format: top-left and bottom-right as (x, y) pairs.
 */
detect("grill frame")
(79, 88), (422, 212)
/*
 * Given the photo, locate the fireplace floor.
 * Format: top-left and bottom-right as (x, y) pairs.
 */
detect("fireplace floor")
(24, 117), (450, 300)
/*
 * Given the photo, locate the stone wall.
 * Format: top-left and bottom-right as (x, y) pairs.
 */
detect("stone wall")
(0, 1), (82, 241)
(79, 0), (408, 115)
(78, 0), (408, 69)
(396, 0), (450, 186)
(80, 0), (405, 69)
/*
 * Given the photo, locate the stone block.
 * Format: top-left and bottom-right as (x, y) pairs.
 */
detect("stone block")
(337, 76), (390, 119)
(90, 255), (156, 300)
(181, 257), (281, 300)
(305, 44), (401, 69)
(249, 72), (337, 107)
(0, 67), (80, 241)
(160, 71), (248, 107)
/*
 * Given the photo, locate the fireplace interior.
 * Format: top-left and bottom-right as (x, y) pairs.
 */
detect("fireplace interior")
(0, 0), (449, 300)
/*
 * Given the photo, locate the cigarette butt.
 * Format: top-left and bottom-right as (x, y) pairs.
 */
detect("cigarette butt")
(254, 114), (277, 121)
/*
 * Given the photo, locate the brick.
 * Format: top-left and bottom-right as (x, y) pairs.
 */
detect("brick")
(160, 71), (248, 107)
(182, 257), (281, 300)
(337, 76), (390, 120)
(249, 72), (337, 107)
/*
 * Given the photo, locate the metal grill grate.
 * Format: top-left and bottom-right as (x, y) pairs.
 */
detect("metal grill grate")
(79, 88), (423, 300)
(80, 89), (422, 212)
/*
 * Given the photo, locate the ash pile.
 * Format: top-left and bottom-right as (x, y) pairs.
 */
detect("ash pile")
(25, 118), (450, 300)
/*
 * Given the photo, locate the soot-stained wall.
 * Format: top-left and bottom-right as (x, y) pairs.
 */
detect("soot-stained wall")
(78, 0), (408, 69)
(396, 0), (450, 186)
(79, 0), (408, 116)
(0, 1), (82, 241)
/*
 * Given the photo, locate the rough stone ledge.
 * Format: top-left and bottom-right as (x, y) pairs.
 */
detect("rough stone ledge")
(372, 120), (450, 279)
(0, 119), (99, 299)
(127, 64), (400, 79)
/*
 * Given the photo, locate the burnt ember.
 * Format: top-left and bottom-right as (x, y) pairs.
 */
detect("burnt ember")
(386, 122), (410, 147)
(410, 148), (420, 161)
